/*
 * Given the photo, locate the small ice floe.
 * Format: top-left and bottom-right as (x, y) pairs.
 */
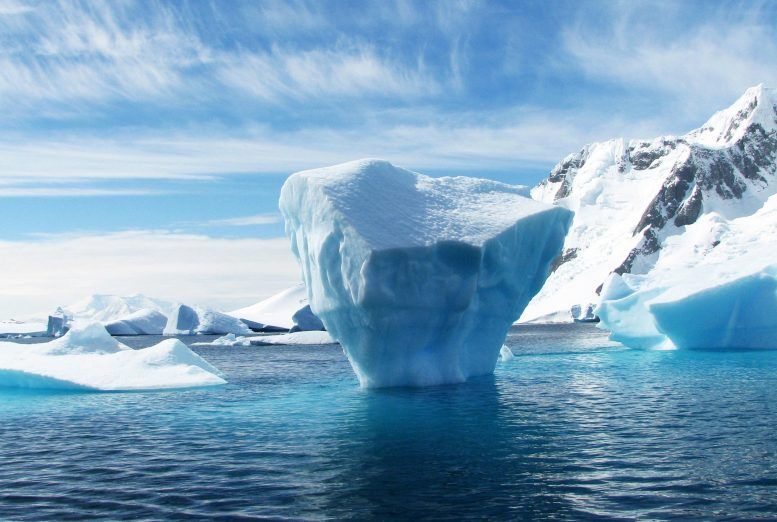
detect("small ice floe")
(250, 330), (337, 346)
(193, 330), (338, 347)
(0, 323), (226, 391)
(499, 344), (515, 362)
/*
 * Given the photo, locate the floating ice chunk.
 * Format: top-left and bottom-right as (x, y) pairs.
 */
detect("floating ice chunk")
(290, 305), (325, 332)
(0, 323), (225, 391)
(104, 308), (167, 335)
(649, 267), (777, 350)
(228, 284), (324, 331)
(280, 159), (571, 387)
(499, 344), (515, 362)
(164, 305), (251, 335)
(250, 331), (337, 346)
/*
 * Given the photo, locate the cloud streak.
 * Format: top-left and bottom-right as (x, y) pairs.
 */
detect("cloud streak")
(0, 230), (301, 319)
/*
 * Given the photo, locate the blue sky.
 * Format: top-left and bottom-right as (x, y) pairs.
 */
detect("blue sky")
(1, 0), (776, 317)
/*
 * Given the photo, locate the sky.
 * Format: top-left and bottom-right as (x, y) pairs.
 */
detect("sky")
(2, 0), (777, 318)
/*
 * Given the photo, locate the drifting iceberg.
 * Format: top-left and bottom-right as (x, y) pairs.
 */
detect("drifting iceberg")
(0, 323), (226, 391)
(164, 304), (251, 335)
(228, 284), (324, 331)
(103, 308), (168, 335)
(279, 159), (571, 387)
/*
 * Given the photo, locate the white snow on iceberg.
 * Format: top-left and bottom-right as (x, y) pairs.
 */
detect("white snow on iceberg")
(0, 323), (226, 391)
(228, 284), (324, 331)
(280, 159), (571, 387)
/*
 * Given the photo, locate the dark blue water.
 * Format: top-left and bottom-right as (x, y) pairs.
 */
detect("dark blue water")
(1, 324), (776, 520)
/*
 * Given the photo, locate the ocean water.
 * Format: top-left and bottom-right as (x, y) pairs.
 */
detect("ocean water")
(1, 324), (776, 520)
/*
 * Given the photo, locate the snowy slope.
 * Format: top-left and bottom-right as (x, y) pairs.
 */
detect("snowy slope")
(521, 84), (777, 322)
(0, 323), (226, 390)
(63, 294), (174, 323)
(228, 284), (324, 331)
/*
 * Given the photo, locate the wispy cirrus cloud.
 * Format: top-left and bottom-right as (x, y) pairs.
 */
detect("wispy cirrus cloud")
(189, 213), (282, 227)
(561, 2), (777, 117)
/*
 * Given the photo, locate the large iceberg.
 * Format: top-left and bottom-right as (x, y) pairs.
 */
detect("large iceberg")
(0, 323), (226, 391)
(279, 159), (571, 387)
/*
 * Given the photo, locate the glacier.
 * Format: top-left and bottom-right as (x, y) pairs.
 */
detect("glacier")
(279, 159), (571, 387)
(521, 84), (777, 324)
(0, 323), (226, 391)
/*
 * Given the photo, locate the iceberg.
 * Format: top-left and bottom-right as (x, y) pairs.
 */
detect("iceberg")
(103, 308), (168, 335)
(0, 323), (226, 391)
(164, 304), (251, 336)
(193, 330), (337, 347)
(228, 284), (324, 331)
(279, 159), (571, 387)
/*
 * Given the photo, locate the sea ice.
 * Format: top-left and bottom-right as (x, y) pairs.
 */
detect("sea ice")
(0, 323), (226, 391)
(279, 159), (571, 387)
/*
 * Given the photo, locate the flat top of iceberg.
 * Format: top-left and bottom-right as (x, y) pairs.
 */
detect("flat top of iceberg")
(285, 159), (538, 249)
(0, 323), (226, 391)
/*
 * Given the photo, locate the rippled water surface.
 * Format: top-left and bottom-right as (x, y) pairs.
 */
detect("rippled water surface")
(1, 324), (776, 520)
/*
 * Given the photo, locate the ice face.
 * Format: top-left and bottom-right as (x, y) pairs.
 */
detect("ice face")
(104, 308), (168, 335)
(0, 323), (226, 391)
(279, 159), (572, 387)
(228, 284), (323, 331)
(164, 304), (250, 335)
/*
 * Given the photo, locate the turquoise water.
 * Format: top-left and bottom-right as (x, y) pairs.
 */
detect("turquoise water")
(1, 324), (776, 520)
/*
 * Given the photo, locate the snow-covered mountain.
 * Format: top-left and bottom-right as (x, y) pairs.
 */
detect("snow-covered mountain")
(520, 84), (777, 322)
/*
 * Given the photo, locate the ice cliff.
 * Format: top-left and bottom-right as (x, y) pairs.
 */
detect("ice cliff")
(279, 159), (571, 387)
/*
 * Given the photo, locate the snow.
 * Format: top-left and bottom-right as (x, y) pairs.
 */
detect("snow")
(228, 284), (324, 331)
(103, 308), (167, 335)
(597, 191), (777, 349)
(164, 304), (251, 336)
(280, 159), (571, 387)
(0, 323), (226, 391)
(521, 85), (777, 323)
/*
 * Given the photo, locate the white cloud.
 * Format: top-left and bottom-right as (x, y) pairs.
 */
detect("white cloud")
(0, 187), (159, 197)
(0, 230), (301, 319)
(562, 4), (777, 117)
(200, 214), (282, 227)
(217, 46), (439, 102)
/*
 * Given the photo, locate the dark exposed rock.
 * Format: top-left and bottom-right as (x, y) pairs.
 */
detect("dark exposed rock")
(549, 247), (579, 273)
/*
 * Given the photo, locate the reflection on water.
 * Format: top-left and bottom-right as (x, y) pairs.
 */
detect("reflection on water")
(1, 324), (776, 520)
